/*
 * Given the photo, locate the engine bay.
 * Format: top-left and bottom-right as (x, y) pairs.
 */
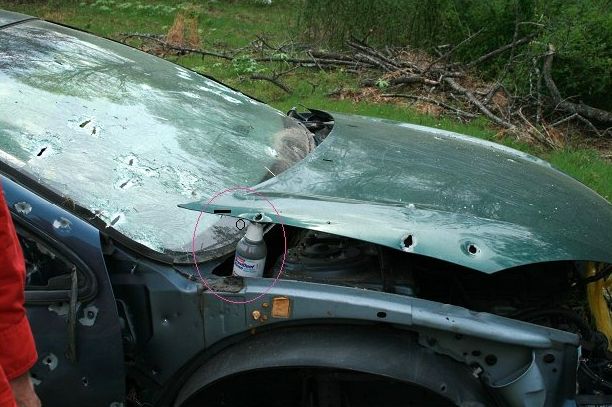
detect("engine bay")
(212, 222), (612, 397)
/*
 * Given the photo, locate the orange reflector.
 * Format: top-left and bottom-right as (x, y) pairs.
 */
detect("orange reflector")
(272, 297), (291, 318)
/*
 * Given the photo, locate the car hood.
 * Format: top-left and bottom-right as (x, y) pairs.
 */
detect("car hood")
(181, 113), (612, 273)
(0, 10), (32, 27)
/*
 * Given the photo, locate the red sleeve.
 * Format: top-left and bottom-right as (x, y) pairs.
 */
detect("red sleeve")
(0, 182), (38, 382)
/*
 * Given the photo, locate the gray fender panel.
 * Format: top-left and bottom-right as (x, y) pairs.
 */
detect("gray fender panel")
(174, 325), (493, 406)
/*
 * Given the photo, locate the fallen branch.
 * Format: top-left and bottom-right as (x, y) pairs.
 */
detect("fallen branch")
(423, 28), (484, 73)
(517, 107), (558, 148)
(249, 73), (292, 93)
(118, 29), (611, 145)
(309, 50), (355, 62)
(355, 52), (397, 72)
(254, 65), (298, 93)
(382, 94), (477, 118)
(551, 113), (606, 137)
(306, 51), (327, 73)
(362, 75), (438, 88)
(542, 44), (612, 125)
(254, 55), (369, 67)
(347, 39), (403, 71)
(465, 33), (536, 69)
(119, 33), (234, 60)
(551, 113), (579, 128)
(444, 77), (516, 129)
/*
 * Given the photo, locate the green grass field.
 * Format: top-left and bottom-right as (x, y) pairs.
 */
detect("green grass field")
(2, 0), (611, 200)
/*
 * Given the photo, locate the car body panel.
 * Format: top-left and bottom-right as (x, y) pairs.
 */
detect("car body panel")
(0, 18), (309, 259)
(174, 325), (496, 406)
(1, 175), (125, 407)
(182, 113), (612, 273)
(0, 10), (32, 27)
(181, 277), (579, 406)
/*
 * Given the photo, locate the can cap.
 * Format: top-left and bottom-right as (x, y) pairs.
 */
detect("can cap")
(245, 222), (264, 242)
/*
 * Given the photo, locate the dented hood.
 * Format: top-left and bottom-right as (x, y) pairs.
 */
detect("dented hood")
(181, 113), (612, 273)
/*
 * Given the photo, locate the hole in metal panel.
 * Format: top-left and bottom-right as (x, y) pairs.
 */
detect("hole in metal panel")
(401, 233), (417, 252)
(52, 217), (72, 230)
(485, 354), (497, 366)
(14, 201), (32, 215)
(42, 353), (58, 370)
(404, 235), (414, 248)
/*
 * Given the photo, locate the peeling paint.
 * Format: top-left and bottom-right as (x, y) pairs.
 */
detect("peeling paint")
(48, 301), (75, 316)
(42, 353), (58, 370)
(14, 201), (32, 215)
(75, 118), (101, 138)
(400, 233), (416, 252)
(108, 213), (125, 227)
(78, 305), (99, 327)
(52, 217), (71, 231)
(463, 241), (481, 257)
(265, 147), (279, 158)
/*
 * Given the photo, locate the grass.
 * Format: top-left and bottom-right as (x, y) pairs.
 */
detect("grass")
(545, 149), (612, 201)
(1, 0), (610, 200)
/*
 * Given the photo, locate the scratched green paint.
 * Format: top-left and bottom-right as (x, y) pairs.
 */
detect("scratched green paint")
(182, 113), (612, 273)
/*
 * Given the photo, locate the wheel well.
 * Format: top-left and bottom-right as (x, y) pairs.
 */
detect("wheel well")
(174, 325), (492, 406)
(182, 367), (457, 407)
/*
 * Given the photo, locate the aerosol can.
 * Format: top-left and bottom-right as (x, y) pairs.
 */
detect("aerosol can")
(232, 221), (267, 277)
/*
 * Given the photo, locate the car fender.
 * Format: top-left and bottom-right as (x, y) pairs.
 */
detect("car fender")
(173, 325), (492, 407)
(165, 278), (579, 407)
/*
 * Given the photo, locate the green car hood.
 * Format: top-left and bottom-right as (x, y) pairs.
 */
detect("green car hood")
(182, 113), (612, 273)
(0, 10), (32, 27)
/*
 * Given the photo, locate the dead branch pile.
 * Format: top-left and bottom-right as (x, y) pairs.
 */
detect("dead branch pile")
(118, 31), (612, 147)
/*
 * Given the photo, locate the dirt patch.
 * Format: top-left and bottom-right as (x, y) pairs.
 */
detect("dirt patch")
(166, 13), (201, 49)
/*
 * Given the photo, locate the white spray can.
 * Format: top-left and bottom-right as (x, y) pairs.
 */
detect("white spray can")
(232, 222), (267, 277)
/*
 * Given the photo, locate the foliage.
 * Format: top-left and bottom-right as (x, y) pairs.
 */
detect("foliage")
(535, 0), (612, 108)
(232, 55), (266, 76)
(87, 0), (179, 15)
(300, 0), (446, 48)
(300, 0), (612, 109)
(375, 78), (389, 90)
(544, 148), (612, 201)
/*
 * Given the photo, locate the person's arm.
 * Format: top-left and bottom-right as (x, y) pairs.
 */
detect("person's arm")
(1, 366), (17, 407)
(0, 182), (40, 407)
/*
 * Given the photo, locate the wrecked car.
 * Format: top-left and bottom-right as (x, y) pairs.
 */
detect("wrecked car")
(1, 9), (612, 407)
